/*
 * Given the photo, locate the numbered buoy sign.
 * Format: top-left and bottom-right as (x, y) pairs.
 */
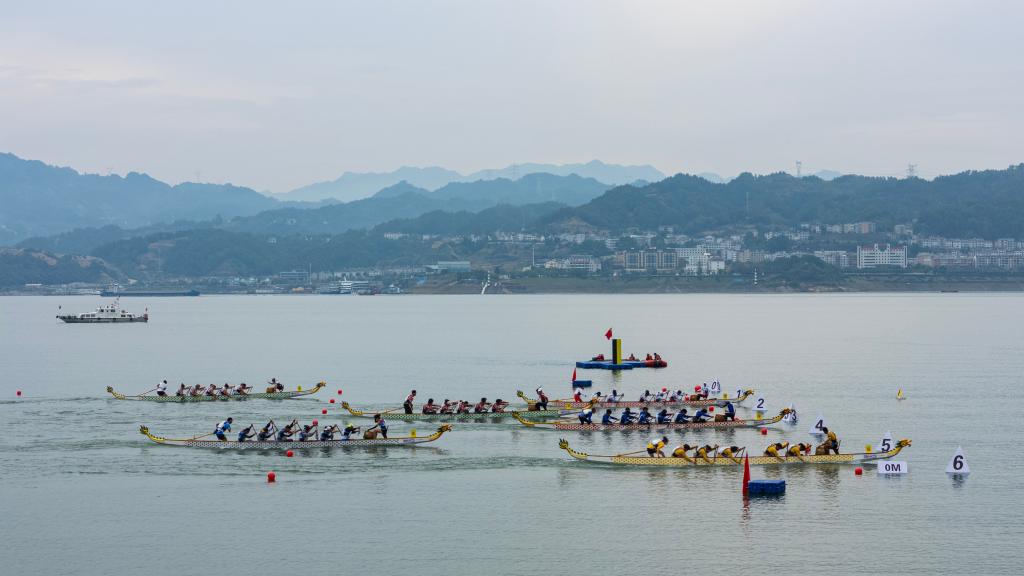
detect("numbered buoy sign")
(946, 446), (970, 475)
(710, 380), (722, 395)
(878, 461), (908, 475)
(782, 404), (798, 424)
(878, 431), (894, 453)
(752, 397), (767, 413)
(809, 414), (827, 435)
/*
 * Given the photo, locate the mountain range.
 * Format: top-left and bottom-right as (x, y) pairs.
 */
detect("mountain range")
(278, 159), (663, 202)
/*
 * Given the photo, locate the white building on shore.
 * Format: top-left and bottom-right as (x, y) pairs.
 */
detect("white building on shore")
(857, 244), (907, 269)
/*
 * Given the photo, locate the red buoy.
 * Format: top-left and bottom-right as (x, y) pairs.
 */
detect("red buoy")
(337, 389), (343, 395)
(329, 398), (335, 404)
(694, 386), (701, 392)
(267, 471), (276, 483)
(760, 428), (768, 435)
(708, 406), (714, 412)
(855, 467), (863, 476)
(312, 419), (318, 426)
(16, 390), (22, 397)
(286, 450), (294, 458)
(661, 387), (667, 392)
(321, 408), (327, 415)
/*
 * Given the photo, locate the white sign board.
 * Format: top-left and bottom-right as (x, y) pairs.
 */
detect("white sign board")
(752, 397), (767, 413)
(878, 431), (894, 453)
(710, 380), (722, 395)
(878, 461), (908, 475)
(946, 446), (970, 475)
(782, 403), (798, 424)
(809, 414), (826, 435)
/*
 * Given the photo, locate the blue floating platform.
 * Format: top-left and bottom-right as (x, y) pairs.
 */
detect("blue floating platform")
(576, 360), (663, 370)
(571, 380), (593, 388)
(747, 479), (786, 496)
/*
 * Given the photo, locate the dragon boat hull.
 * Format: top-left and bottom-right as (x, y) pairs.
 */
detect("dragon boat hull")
(139, 424), (452, 448)
(559, 438), (912, 467)
(512, 409), (791, 431)
(107, 382), (325, 401)
(341, 402), (568, 422)
(516, 389), (754, 410)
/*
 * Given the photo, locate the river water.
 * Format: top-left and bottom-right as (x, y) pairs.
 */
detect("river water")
(1, 294), (1021, 575)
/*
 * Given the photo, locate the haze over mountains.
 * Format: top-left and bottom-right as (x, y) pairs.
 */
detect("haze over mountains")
(280, 160), (664, 202)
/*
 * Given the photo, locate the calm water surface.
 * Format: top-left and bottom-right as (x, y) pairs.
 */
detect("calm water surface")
(1, 294), (1022, 575)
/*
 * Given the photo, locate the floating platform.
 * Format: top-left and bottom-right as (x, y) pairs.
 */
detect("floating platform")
(575, 360), (667, 370)
(747, 479), (786, 496)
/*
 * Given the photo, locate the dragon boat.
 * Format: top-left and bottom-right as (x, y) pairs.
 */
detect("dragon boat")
(558, 438), (912, 467)
(139, 424), (452, 449)
(107, 382), (325, 402)
(340, 401), (569, 422)
(512, 408), (792, 431)
(516, 389), (754, 410)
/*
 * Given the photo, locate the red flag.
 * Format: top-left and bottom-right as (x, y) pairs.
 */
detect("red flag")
(742, 453), (751, 495)
(571, 368), (577, 382)
(605, 328), (613, 340)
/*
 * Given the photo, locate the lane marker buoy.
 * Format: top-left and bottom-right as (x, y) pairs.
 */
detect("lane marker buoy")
(946, 446), (969, 475)
(286, 450), (294, 458)
(878, 431), (894, 453)
(855, 467), (863, 475)
(809, 413), (827, 436)
(267, 471), (276, 483)
(322, 408), (327, 415)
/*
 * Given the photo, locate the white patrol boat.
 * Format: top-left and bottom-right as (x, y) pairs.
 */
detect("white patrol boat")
(57, 300), (148, 323)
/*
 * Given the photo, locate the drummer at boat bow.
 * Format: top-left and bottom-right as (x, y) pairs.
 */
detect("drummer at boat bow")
(214, 418), (233, 441)
(535, 387), (549, 410)
(404, 390), (417, 414)
(817, 427), (840, 455)
(721, 401), (736, 421)
(266, 378), (284, 393)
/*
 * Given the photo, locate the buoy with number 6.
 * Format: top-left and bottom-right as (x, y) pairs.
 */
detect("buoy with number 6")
(267, 471), (276, 483)
(946, 446), (970, 475)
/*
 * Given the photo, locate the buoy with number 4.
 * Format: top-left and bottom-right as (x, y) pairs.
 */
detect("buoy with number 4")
(946, 446), (970, 475)
(809, 414), (827, 436)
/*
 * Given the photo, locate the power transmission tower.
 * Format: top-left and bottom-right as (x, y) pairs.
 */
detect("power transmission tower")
(795, 161), (803, 178)
(906, 164), (917, 179)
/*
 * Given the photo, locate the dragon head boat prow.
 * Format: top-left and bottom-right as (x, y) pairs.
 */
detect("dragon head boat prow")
(558, 438), (569, 450)
(511, 412), (537, 427)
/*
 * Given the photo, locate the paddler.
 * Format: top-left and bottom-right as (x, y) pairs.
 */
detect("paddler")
(491, 399), (509, 413)
(341, 424), (360, 440)
(456, 400), (471, 414)
(788, 443), (813, 457)
(473, 397), (491, 413)
(190, 384), (202, 397)
(764, 441), (790, 459)
(721, 400), (736, 421)
(721, 445), (746, 459)
(236, 424), (256, 442)
(156, 380), (168, 397)
(422, 398), (439, 414)
(236, 383), (250, 395)
(535, 387), (549, 410)
(691, 408), (710, 423)
(320, 424), (340, 441)
(257, 420), (276, 441)
(672, 443), (696, 458)
(573, 388), (584, 403)
(601, 409), (619, 425)
(820, 427), (840, 454)
(636, 407), (653, 425)
(639, 390), (653, 403)
(276, 419), (298, 441)
(653, 389), (666, 402)
(213, 417), (233, 441)
(205, 384), (218, 397)
(673, 408), (690, 423)
(220, 383), (233, 396)
(365, 414), (388, 439)
(403, 390), (417, 414)
(439, 399), (454, 413)
(619, 407), (636, 424)
(696, 444), (719, 462)
(175, 383), (187, 397)
(668, 389), (681, 402)
(656, 408), (672, 424)
(606, 390), (621, 403)
(646, 436), (669, 457)
(298, 423), (317, 441)
(578, 408), (594, 424)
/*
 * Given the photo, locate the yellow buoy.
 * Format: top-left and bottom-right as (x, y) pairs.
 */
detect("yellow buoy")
(410, 429), (417, 437)
(298, 385), (302, 391)
(865, 444), (872, 453)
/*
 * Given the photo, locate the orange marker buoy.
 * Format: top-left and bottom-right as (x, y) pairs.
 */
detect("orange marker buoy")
(760, 428), (768, 435)
(329, 398), (335, 404)
(321, 408), (327, 415)
(267, 471), (276, 483)
(855, 467), (863, 476)
(286, 450), (294, 458)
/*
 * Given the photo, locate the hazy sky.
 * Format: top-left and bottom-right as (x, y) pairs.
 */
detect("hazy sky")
(1, 1), (1022, 191)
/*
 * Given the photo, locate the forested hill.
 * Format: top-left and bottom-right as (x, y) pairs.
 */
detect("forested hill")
(547, 166), (1024, 238)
